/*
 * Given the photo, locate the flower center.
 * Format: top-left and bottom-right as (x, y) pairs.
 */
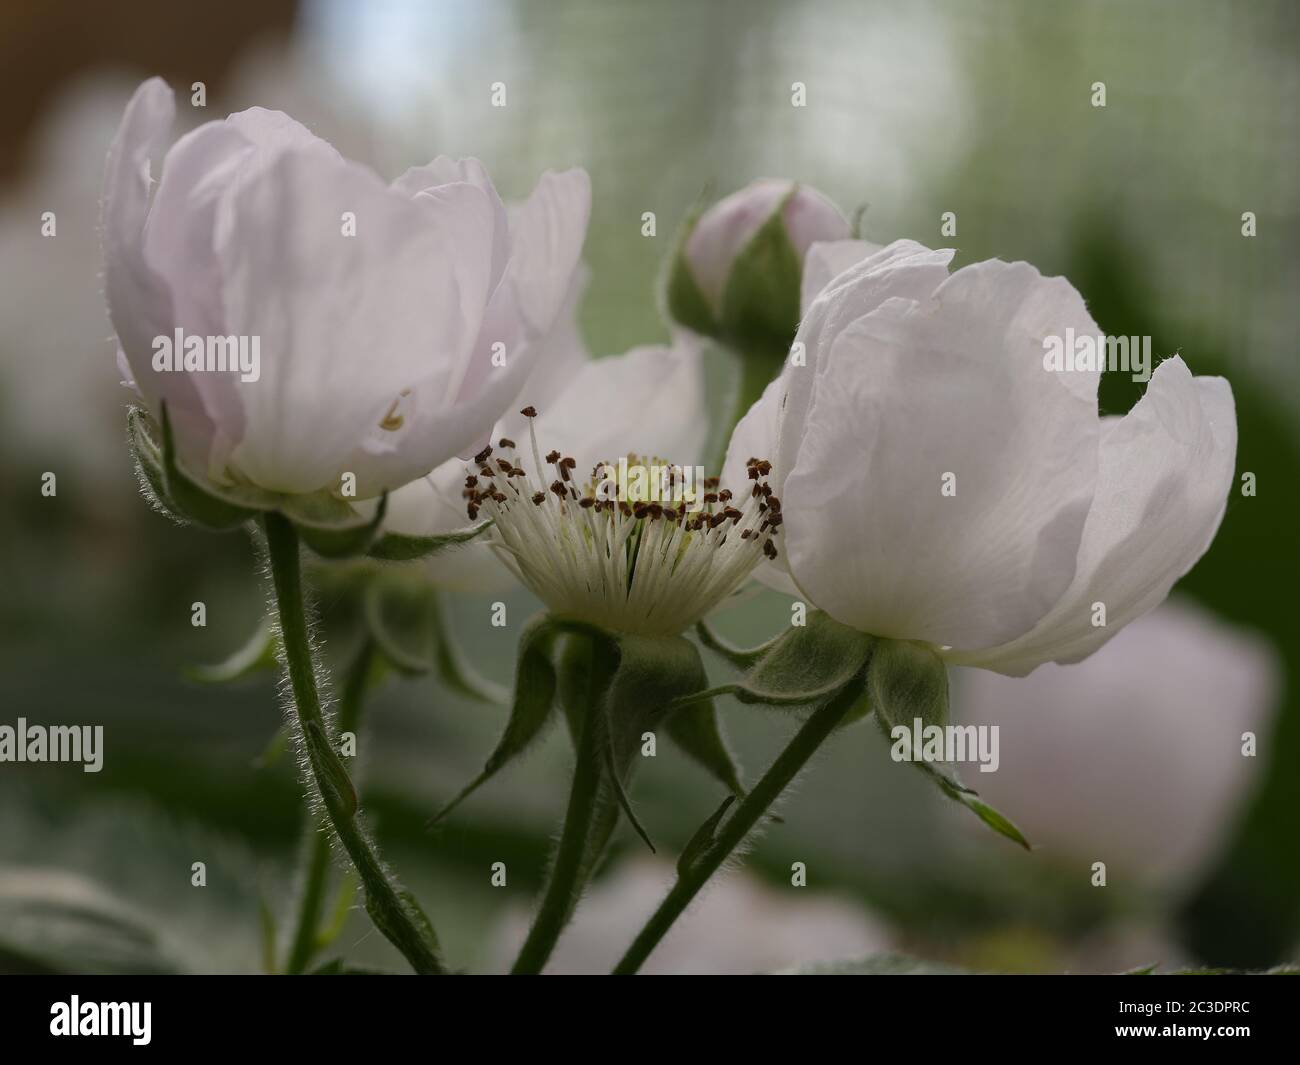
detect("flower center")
(465, 408), (782, 636)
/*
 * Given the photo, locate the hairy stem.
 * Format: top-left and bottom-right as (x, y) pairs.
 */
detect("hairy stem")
(284, 636), (375, 974)
(613, 675), (864, 974)
(264, 512), (442, 975)
(511, 649), (617, 974)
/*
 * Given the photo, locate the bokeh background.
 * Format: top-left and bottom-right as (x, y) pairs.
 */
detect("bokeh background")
(1, 0), (1297, 974)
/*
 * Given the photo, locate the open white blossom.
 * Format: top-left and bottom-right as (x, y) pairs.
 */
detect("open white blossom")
(103, 77), (589, 500)
(431, 334), (780, 634)
(725, 239), (1237, 675)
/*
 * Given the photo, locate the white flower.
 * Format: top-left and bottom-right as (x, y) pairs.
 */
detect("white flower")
(488, 857), (888, 974)
(724, 239), (1237, 675)
(104, 77), (589, 500)
(415, 332), (781, 634)
(952, 600), (1278, 889)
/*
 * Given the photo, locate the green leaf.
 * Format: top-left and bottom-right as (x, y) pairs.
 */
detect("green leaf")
(314, 871), (358, 953)
(160, 403), (261, 531)
(869, 639), (1030, 850)
(676, 611), (874, 712)
(396, 889), (441, 955)
(185, 615), (280, 683)
(366, 520), (492, 561)
(292, 492), (388, 559)
(665, 697), (744, 796)
(0, 869), (185, 974)
(429, 613), (561, 825)
(676, 793), (736, 877)
(304, 720), (358, 819)
(718, 186), (804, 360)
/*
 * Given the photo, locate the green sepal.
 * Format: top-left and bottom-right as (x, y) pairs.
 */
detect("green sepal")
(159, 404), (261, 531)
(127, 406), (182, 520)
(366, 519), (492, 561)
(185, 615), (280, 683)
(304, 719), (358, 819)
(676, 611), (874, 713)
(428, 613), (562, 825)
(694, 618), (783, 670)
(290, 492), (387, 559)
(869, 638), (1030, 850)
(664, 697), (744, 796)
(363, 576), (506, 703)
(718, 185), (803, 360)
(663, 204), (719, 338)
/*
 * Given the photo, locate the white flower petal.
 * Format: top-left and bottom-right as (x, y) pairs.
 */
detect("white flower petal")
(530, 338), (710, 480)
(102, 78), (216, 473)
(505, 168), (591, 334)
(774, 240), (957, 495)
(800, 239), (880, 314)
(953, 357), (1237, 674)
(216, 149), (495, 493)
(781, 259), (1102, 648)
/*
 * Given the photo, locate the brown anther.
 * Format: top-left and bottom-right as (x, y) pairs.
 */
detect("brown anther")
(579, 497), (595, 509)
(763, 540), (779, 560)
(497, 458), (513, 473)
(467, 502), (480, 520)
(531, 491), (546, 505)
(546, 449), (561, 464)
(474, 445), (494, 464)
(703, 492), (719, 504)
(465, 475), (478, 488)
(520, 406), (537, 418)
(550, 481), (566, 499)
(498, 437), (516, 449)
(704, 476), (720, 488)
(718, 489), (733, 502)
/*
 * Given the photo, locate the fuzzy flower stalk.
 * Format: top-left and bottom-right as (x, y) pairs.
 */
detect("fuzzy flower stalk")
(103, 77), (591, 973)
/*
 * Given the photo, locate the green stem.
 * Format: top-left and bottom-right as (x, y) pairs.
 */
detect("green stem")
(284, 636), (376, 975)
(264, 512), (443, 975)
(613, 676), (864, 975)
(511, 650), (616, 974)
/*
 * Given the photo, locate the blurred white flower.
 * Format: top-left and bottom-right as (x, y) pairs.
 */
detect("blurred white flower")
(488, 857), (888, 974)
(725, 240), (1237, 675)
(104, 77), (590, 500)
(952, 599), (1277, 890)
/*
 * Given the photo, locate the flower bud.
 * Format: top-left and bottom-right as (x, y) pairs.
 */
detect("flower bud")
(666, 180), (849, 358)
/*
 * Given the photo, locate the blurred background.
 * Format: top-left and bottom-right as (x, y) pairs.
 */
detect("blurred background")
(1, 0), (1297, 974)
